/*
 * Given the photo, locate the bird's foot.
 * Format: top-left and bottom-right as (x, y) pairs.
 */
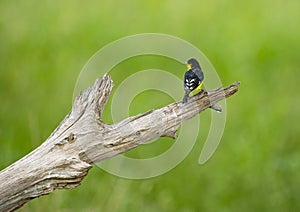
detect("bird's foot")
(197, 89), (207, 96)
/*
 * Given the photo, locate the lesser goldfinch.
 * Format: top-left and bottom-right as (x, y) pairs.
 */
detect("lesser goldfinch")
(183, 58), (204, 103)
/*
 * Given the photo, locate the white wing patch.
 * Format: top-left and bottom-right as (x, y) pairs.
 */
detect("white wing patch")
(185, 79), (195, 89)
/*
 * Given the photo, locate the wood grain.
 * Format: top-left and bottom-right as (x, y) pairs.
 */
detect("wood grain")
(0, 74), (240, 211)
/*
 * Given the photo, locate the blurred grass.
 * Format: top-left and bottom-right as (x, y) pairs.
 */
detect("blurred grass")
(0, 0), (300, 211)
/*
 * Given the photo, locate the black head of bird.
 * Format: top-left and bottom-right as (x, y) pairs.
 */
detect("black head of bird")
(186, 58), (200, 70)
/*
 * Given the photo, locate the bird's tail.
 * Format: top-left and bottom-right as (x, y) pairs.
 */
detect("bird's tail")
(182, 94), (189, 103)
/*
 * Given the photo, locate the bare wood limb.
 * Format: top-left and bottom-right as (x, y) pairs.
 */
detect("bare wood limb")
(0, 74), (240, 211)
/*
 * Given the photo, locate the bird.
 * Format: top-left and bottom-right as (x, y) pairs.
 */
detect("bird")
(182, 58), (204, 103)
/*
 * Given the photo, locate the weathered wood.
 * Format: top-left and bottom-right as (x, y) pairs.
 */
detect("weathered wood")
(0, 74), (240, 211)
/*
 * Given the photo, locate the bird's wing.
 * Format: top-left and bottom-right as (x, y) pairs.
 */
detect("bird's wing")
(193, 67), (204, 81)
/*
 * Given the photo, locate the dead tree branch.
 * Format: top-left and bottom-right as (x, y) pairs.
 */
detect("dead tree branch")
(0, 74), (240, 211)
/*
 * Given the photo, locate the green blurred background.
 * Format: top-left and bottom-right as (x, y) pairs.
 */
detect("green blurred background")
(1, 0), (299, 211)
